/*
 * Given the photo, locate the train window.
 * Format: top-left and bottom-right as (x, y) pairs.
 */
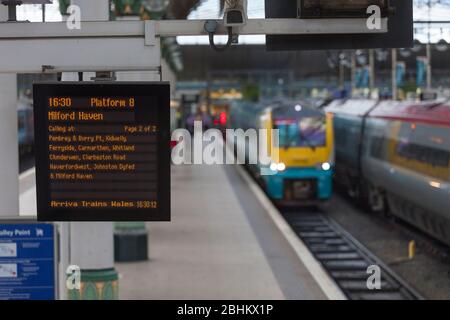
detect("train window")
(274, 117), (326, 148)
(396, 139), (450, 168)
(334, 125), (347, 146)
(370, 136), (385, 159)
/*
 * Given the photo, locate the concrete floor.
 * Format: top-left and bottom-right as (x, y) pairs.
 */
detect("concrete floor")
(116, 164), (328, 300)
(17, 159), (450, 300)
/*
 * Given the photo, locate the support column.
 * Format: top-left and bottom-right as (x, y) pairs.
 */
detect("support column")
(112, 13), (157, 263)
(69, 223), (117, 300)
(350, 51), (356, 97)
(391, 48), (398, 100)
(426, 43), (432, 90)
(0, 4), (19, 217)
(369, 49), (375, 99)
(65, 0), (118, 300)
(339, 63), (345, 91)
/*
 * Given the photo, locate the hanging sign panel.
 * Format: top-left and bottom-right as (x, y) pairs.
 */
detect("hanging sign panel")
(33, 82), (171, 221)
(265, 0), (413, 51)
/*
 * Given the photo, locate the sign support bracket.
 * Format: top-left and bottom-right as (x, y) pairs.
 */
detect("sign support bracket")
(0, 18), (387, 74)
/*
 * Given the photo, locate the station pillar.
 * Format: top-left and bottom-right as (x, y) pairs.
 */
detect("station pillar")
(114, 67), (159, 263)
(68, 223), (118, 300)
(0, 6), (19, 217)
(64, 0), (119, 300)
(111, 9), (161, 263)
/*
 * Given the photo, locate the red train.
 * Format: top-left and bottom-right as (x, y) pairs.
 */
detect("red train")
(326, 99), (450, 246)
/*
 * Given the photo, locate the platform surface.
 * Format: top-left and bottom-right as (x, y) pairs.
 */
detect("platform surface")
(19, 164), (330, 300)
(115, 164), (328, 300)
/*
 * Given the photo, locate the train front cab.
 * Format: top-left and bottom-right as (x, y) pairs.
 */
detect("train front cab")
(260, 107), (334, 205)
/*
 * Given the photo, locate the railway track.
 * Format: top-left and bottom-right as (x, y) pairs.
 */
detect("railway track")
(283, 212), (424, 300)
(335, 187), (450, 264)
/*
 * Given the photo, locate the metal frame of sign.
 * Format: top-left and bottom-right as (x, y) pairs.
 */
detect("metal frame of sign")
(33, 82), (171, 222)
(0, 218), (58, 300)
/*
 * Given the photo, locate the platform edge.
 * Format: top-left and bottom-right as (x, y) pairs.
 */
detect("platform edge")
(229, 153), (347, 300)
(19, 167), (35, 181)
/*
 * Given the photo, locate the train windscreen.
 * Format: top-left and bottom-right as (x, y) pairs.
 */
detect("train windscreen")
(274, 117), (327, 148)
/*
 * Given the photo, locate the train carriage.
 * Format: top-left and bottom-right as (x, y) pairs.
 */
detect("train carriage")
(328, 99), (450, 246)
(363, 100), (450, 245)
(325, 99), (379, 198)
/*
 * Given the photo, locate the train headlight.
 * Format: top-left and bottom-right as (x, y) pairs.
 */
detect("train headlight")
(277, 163), (286, 172)
(270, 162), (286, 172)
(321, 162), (331, 171)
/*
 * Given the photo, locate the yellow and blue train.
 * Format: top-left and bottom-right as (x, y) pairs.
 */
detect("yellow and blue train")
(229, 100), (335, 205)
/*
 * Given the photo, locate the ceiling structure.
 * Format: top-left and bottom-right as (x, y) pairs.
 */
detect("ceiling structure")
(178, 44), (450, 88)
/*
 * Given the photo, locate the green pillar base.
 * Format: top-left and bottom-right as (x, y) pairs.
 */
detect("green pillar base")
(115, 222), (146, 231)
(68, 268), (119, 300)
(114, 222), (148, 262)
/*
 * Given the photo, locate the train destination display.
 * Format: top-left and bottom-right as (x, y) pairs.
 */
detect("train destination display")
(33, 82), (170, 221)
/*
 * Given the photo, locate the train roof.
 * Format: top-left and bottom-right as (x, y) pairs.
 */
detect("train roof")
(271, 100), (324, 119)
(369, 99), (450, 126)
(326, 98), (450, 126)
(325, 99), (379, 116)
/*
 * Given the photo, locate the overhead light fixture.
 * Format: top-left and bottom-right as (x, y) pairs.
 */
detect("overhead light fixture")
(144, 0), (169, 12)
(297, 0), (391, 19)
(356, 50), (367, 65)
(411, 40), (423, 53)
(327, 57), (336, 69)
(435, 39), (448, 52)
(339, 52), (351, 68)
(326, 52), (338, 69)
(375, 48), (389, 62)
(399, 48), (412, 58)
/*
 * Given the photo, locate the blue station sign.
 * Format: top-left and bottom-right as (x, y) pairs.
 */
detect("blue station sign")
(0, 223), (56, 300)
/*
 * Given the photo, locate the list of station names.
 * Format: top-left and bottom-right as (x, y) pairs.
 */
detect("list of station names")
(45, 95), (159, 211)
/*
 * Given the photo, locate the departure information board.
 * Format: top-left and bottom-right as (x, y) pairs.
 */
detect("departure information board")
(33, 82), (170, 221)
